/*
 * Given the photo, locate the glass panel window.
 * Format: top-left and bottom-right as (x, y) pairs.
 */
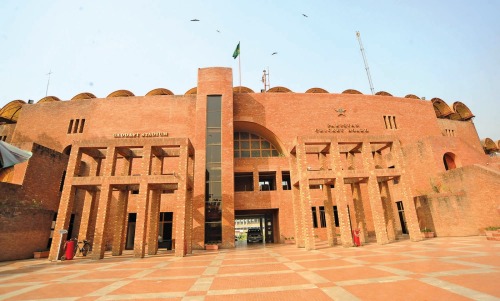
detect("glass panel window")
(233, 131), (281, 158)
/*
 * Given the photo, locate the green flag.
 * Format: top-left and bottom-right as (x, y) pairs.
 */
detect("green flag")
(232, 42), (240, 59)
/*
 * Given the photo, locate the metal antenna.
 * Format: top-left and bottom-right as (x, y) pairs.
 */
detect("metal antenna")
(262, 68), (270, 92)
(356, 31), (375, 95)
(45, 70), (52, 96)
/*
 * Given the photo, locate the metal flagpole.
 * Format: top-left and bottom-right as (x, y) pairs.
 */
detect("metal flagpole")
(238, 48), (241, 93)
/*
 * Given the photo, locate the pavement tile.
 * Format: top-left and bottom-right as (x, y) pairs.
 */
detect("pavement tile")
(439, 272), (500, 298)
(217, 263), (289, 274)
(315, 266), (397, 282)
(343, 279), (472, 301)
(205, 288), (333, 301)
(110, 278), (198, 294)
(210, 273), (308, 290)
(0, 237), (498, 301)
(8, 281), (111, 301)
(386, 259), (477, 274)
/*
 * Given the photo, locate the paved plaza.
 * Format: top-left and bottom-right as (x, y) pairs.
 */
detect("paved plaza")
(0, 236), (499, 301)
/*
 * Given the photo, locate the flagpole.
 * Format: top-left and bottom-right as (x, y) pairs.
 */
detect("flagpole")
(238, 52), (241, 93)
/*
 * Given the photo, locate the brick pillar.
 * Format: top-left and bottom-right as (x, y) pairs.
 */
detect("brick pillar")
(174, 141), (191, 256)
(362, 141), (389, 245)
(329, 139), (352, 247)
(49, 186), (77, 260)
(295, 141), (315, 250)
(77, 189), (96, 243)
(134, 181), (150, 258)
(391, 140), (423, 242)
(91, 184), (112, 259)
(323, 185), (337, 246)
(352, 183), (369, 244)
(49, 146), (84, 261)
(91, 146), (116, 259)
(147, 189), (160, 255)
(289, 152), (302, 247)
(112, 190), (129, 256)
(253, 169), (259, 191)
(380, 181), (396, 242)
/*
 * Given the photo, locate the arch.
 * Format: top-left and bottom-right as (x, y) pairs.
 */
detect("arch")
(452, 101), (474, 121)
(375, 91), (393, 97)
(107, 90), (134, 98)
(481, 138), (498, 153)
(38, 96), (61, 103)
(342, 89), (362, 95)
(404, 94), (420, 100)
(62, 145), (72, 156)
(71, 92), (96, 101)
(443, 152), (457, 170)
(305, 87), (329, 93)
(267, 86), (292, 93)
(431, 98), (453, 118)
(233, 121), (285, 156)
(233, 86), (255, 93)
(146, 88), (174, 96)
(0, 100), (25, 123)
(184, 87), (197, 95)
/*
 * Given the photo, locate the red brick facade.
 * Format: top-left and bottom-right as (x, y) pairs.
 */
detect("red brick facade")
(0, 67), (498, 261)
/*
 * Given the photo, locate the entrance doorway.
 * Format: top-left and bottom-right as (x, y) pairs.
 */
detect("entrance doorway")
(125, 213), (136, 250)
(396, 201), (408, 234)
(235, 209), (278, 245)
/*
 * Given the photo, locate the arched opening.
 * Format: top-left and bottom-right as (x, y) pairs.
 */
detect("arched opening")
(62, 145), (72, 156)
(443, 152), (457, 170)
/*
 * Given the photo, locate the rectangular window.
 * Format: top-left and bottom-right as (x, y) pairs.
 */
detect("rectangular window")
(281, 171), (291, 190)
(259, 171), (276, 191)
(205, 95), (222, 244)
(234, 172), (253, 191)
(333, 206), (339, 227)
(79, 119), (85, 133)
(67, 119), (74, 134)
(311, 207), (318, 228)
(319, 206), (326, 228)
(73, 119), (80, 133)
(383, 115), (397, 129)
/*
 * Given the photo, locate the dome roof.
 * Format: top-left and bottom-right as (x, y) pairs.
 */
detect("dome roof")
(146, 88), (174, 96)
(305, 87), (328, 93)
(107, 90), (135, 98)
(0, 100), (25, 123)
(71, 92), (96, 101)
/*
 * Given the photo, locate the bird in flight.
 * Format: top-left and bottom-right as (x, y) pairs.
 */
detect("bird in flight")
(190, 19), (200, 21)
(272, 52), (278, 55)
(217, 29), (220, 33)
(302, 14), (308, 17)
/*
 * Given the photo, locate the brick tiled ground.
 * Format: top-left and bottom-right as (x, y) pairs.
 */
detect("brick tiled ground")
(0, 236), (499, 300)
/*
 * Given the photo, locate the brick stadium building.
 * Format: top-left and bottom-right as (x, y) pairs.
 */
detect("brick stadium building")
(0, 67), (498, 261)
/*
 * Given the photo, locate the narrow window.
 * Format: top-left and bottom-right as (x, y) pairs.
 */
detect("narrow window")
(281, 171), (291, 190)
(333, 206), (339, 227)
(319, 206), (326, 228)
(392, 116), (397, 129)
(234, 172), (254, 191)
(73, 119), (80, 133)
(59, 171), (66, 192)
(79, 119), (85, 133)
(259, 171), (276, 191)
(311, 207), (318, 228)
(67, 119), (74, 134)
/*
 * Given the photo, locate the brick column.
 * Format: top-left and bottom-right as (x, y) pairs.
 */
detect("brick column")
(49, 146), (83, 261)
(391, 140), (423, 242)
(91, 184), (112, 259)
(329, 139), (353, 247)
(49, 186), (77, 260)
(289, 152), (303, 247)
(295, 141), (315, 250)
(112, 189), (129, 256)
(352, 183), (369, 244)
(134, 145), (153, 258)
(174, 142), (191, 256)
(147, 189), (160, 255)
(91, 146), (116, 259)
(77, 189), (96, 243)
(380, 181), (396, 242)
(323, 185), (337, 246)
(362, 141), (389, 245)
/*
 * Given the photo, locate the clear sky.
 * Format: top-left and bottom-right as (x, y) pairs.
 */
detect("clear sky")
(0, 0), (498, 139)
